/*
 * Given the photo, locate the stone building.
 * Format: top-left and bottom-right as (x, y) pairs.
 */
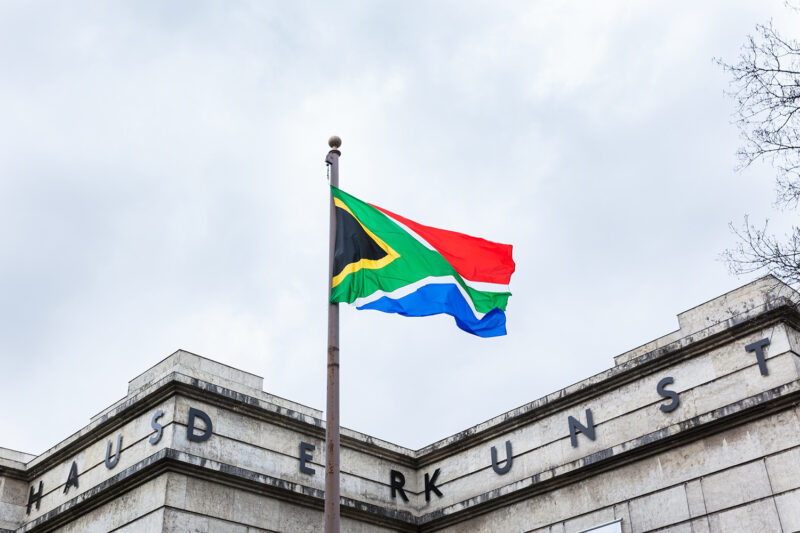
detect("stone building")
(1, 276), (800, 532)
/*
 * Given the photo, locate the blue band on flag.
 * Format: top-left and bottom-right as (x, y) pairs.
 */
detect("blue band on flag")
(356, 283), (507, 338)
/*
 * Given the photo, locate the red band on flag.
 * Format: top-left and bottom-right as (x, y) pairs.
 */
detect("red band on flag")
(372, 205), (515, 285)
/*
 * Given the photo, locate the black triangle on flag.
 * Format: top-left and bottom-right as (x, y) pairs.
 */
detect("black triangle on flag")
(333, 204), (388, 281)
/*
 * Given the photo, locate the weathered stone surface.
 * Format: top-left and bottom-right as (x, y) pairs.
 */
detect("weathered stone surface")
(628, 485), (689, 532)
(614, 275), (794, 366)
(563, 509), (616, 533)
(3, 277), (800, 532)
(110, 509), (165, 532)
(765, 446), (800, 494)
(700, 460), (772, 513)
(706, 498), (782, 531)
(434, 410), (800, 532)
(0, 475), (27, 530)
(690, 517), (711, 533)
(26, 407), (176, 522)
(774, 488), (800, 532)
(613, 503), (631, 533)
(426, 328), (798, 509)
(651, 523), (692, 533)
(683, 479), (706, 518)
(45, 475), (168, 533)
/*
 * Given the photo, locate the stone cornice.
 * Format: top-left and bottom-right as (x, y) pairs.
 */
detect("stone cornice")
(23, 370), (417, 481)
(21, 449), (417, 533)
(0, 464), (26, 481)
(17, 301), (800, 483)
(18, 376), (800, 532)
(415, 300), (800, 466)
(418, 382), (800, 530)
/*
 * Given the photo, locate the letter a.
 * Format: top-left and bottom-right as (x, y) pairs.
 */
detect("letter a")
(64, 461), (79, 493)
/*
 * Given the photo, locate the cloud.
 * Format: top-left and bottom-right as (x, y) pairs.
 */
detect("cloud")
(0, 0), (797, 452)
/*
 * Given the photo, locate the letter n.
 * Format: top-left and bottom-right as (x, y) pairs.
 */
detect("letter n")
(568, 408), (596, 447)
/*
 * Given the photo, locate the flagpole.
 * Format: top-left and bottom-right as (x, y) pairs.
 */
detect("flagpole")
(324, 135), (342, 533)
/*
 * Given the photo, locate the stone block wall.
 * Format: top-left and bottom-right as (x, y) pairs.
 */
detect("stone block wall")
(1, 276), (799, 532)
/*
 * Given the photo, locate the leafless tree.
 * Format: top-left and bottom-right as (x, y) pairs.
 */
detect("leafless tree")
(718, 5), (800, 288)
(722, 216), (800, 288)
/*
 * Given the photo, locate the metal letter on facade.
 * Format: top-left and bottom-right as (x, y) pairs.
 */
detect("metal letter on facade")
(186, 407), (213, 442)
(390, 470), (409, 502)
(105, 434), (123, 469)
(64, 461), (79, 494)
(491, 440), (514, 475)
(424, 468), (443, 502)
(149, 409), (164, 444)
(26, 481), (43, 515)
(657, 377), (680, 413)
(568, 409), (596, 447)
(299, 442), (316, 475)
(745, 338), (771, 376)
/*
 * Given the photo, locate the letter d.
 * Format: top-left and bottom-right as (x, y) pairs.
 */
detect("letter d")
(187, 407), (213, 442)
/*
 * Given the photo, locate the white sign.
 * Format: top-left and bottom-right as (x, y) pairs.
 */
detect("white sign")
(580, 520), (622, 533)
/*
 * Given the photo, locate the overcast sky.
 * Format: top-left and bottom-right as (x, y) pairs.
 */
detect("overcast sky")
(2, 1), (799, 455)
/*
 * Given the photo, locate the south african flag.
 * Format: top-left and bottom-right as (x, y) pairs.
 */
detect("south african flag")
(330, 186), (515, 337)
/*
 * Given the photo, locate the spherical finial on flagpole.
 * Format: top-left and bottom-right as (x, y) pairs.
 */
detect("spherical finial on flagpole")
(328, 136), (342, 151)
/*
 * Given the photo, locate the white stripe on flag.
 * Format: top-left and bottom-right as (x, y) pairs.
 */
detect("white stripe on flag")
(353, 275), (487, 320)
(380, 212), (437, 251)
(462, 279), (510, 293)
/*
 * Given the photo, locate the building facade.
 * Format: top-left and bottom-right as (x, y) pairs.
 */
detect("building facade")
(1, 276), (800, 532)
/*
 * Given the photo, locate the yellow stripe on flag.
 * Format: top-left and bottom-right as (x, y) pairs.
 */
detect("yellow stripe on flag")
(331, 197), (400, 288)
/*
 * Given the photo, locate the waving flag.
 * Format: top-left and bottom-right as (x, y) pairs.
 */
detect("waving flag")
(329, 186), (515, 337)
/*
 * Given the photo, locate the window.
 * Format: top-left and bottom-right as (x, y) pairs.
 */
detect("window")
(579, 519), (622, 533)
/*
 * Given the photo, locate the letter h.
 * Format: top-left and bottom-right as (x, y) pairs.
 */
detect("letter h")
(27, 481), (43, 515)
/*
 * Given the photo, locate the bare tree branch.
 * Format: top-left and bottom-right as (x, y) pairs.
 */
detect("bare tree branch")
(720, 10), (800, 291)
(716, 20), (800, 207)
(724, 216), (800, 288)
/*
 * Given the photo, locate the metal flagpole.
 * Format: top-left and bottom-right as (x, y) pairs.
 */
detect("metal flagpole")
(324, 135), (342, 533)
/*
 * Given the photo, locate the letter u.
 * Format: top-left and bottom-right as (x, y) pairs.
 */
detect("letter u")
(105, 434), (123, 469)
(491, 440), (513, 475)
